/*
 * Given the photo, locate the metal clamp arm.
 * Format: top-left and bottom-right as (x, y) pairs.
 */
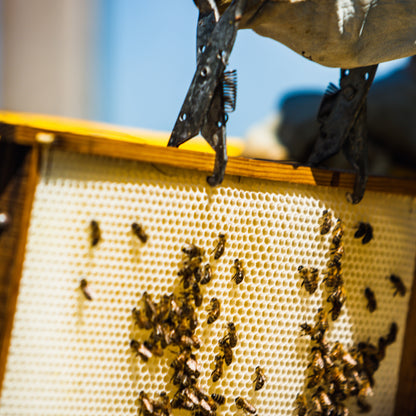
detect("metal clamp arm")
(168, 0), (247, 186)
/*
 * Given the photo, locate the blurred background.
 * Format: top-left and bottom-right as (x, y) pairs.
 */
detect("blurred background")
(0, 0), (414, 174)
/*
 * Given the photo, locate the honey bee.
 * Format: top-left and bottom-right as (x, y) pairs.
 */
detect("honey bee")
(308, 349), (325, 382)
(191, 282), (203, 307)
(90, 219), (101, 247)
(79, 278), (92, 301)
(220, 339), (233, 366)
(357, 340), (379, 357)
(300, 313), (328, 342)
(211, 354), (224, 382)
(345, 368), (362, 395)
(185, 254), (204, 270)
(211, 393), (226, 405)
(329, 365), (348, 393)
(153, 392), (171, 416)
(138, 391), (154, 416)
(183, 389), (201, 409)
(200, 263), (212, 285)
(154, 295), (170, 323)
(357, 348), (380, 379)
(130, 339), (152, 362)
(170, 349), (191, 370)
(386, 322), (398, 345)
(142, 291), (157, 321)
(169, 391), (184, 409)
(213, 233), (226, 259)
(376, 337), (389, 361)
(322, 353), (335, 374)
(132, 222), (148, 243)
(312, 387), (333, 415)
(232, 259), (245, 285)
(193, 266), (202, 283)
(161, 326), (176, 349)
(180, 334), (201, 349)
(207, 297), (220, 324)
(334, 404), (350, 416)
(330, 244), (344, 266)
(328, 300), (342, 321)
(150, 322), (165, 342)
(170, 369), (189, 388)
(144, 340), (164, 357)
(199, 397), (216, 416)
(354, 221), (368, 239)
(388, 274), (406, 297)
(315, 307), (329, 340)
(150, 323), (164, 344)
(323, 262), (343, 289)
(358, 379), (373, 399)
(309, 396), (322, 415)
(182, 242), (204, 259)
(364, 287), (377, 312)
(300, 323), (314, 337)
(188, 308), (199, 331)
(295, 393), (308, 416)
(331, 219), (345, 249)
(179, 256), (203, 289)
(357, 396), (372, 413)
(227, 322), (238, 347)
(307, 374), (323, 389)
(220, 322), (237, 348)
(235, 397), (257, 414)
(327, 286), (346, 321)
(184, 357), (201, 378)
(180, 291), (195, 317)
(331, 342), (357, 369)
(178, 267), (194, 290)
(354, 222), (373, 244)
(171, 391), (195, 411)
(298, 266), (319, 294)
(132, 307), (152, 329)
(196, 388), (217, 412)
(253, 366), (266, 391)
(377, 336), (387, 361)
(168, 294), (182, 318)
(357, 380), (373, 413)
(319, 209), (333, 235)
(317, 339), (331, 356)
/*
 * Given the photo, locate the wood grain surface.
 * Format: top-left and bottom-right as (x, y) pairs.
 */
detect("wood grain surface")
(0, 112), (414, 197)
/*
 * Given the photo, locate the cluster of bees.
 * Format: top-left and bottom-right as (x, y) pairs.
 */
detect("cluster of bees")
(78, 211), (407, 416)
(297, 310), (398, 415)
(129, 234), (264, 416)
(298, 212), (346, 321)
(296, 210), (406, 415)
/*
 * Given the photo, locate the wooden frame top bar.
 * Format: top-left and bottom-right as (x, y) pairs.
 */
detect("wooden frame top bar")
(0, 111), (415, 196)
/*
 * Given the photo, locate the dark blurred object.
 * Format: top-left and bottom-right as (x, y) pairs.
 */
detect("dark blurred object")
(0, 213), (11, 237)
(243, 57), (416, 178)
(0, 124), (28, 195)
(0, 124), (31, 234)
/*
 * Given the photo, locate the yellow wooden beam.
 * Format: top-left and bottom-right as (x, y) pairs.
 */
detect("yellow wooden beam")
(0, 111), (245, 156)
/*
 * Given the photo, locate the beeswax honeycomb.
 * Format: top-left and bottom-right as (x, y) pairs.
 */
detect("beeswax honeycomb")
(0, 150), (415, 416)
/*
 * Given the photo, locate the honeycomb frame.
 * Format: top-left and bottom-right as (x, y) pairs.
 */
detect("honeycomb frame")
(0, 143), (415, 416)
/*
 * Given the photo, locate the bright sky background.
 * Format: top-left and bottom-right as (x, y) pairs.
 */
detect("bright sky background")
(95, 1), (406, 138)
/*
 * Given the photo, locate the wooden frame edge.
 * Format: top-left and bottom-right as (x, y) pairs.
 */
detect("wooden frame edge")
(394, 257), (416, 416)
(0, 146), (40, 393)
(2, 124), (412, 197)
